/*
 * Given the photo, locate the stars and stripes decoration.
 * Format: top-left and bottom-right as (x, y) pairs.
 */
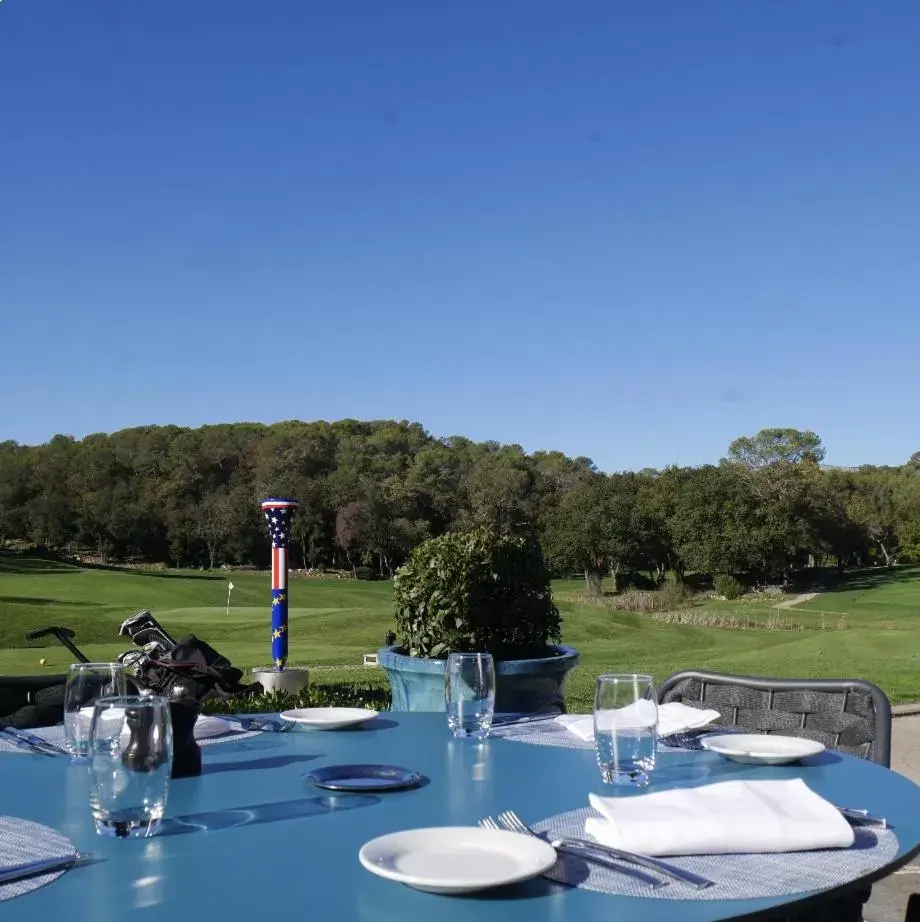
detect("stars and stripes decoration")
(261, 497), (298, 670)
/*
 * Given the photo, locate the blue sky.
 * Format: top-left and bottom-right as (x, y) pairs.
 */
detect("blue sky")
(2, 0), (919, 471)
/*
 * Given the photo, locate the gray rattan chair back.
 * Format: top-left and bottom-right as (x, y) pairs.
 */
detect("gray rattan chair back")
(658, 670), (891, 767)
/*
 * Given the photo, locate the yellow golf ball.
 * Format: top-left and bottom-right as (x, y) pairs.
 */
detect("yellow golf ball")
(39, 658), (47, 666)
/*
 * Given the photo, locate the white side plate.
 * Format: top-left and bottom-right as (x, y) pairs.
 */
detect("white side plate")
(279, 707), (378, 730)
(359, 827), (557, 894)
(701, 733), (825, 764)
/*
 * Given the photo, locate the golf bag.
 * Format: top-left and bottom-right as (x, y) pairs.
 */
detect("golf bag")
(0, 611), (260, 728)
(119, 610), (260, 701)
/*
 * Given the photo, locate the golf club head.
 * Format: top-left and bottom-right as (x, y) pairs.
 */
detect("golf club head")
(119, 610), (177, 652)
(118, 650), (151, 672)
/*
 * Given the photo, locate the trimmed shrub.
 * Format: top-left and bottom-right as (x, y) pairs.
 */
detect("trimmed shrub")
(392, 527), (561, 659)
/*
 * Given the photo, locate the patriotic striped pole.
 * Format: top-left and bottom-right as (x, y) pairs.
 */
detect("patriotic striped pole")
(261, 497), (298, 671)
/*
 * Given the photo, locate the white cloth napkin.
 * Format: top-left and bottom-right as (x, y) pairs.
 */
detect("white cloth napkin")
(556, 701), (721, 741)
(585, 779), (855, 856)
(194, 716), (233, 739)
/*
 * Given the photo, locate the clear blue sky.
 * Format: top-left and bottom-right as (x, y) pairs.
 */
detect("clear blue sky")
(2, 0), (919, 471)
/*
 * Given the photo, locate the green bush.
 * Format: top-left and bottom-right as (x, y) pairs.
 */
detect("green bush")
(714, 573), (744, 600)
(392, 527), (561, 659)
(353, 566), (375, 581)
(203, 682), (392, 715)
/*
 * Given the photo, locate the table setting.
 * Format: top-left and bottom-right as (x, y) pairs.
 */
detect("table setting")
(0, 650), (919, 921)
(352, 662), (902, 907)
(0, 668), (920, 919)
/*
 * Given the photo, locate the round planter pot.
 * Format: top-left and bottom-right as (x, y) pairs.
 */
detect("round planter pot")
(377, 644), (579, 714)
(251, 667), (310, 696)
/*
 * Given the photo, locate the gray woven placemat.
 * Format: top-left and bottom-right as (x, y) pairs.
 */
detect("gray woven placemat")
(0, 723), (262, 754)
(533, 807), (898, 900)
(490, 718), (595, 749)
(489, 717), (696, 752)
(0, 816), (77, 902)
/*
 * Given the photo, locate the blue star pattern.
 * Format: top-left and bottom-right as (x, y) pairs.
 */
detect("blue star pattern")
(263, 504), (296, 549)
(271, 589), (288, 666)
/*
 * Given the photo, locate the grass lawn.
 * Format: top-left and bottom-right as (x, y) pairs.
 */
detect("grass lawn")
(2, 555), (920, 709)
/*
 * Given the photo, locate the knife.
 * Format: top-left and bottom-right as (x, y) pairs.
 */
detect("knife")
(11, 728), (68, 756)
(0, 853), (80, 886)
(491, 711), (561, 728)
(838, 807), (887, 828)
(0, 728), (63, 757)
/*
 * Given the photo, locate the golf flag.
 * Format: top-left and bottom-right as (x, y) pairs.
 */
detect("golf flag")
(225, 581), (234, 617)
(261, 498), (298, 670)
(228, 581), (235, 591)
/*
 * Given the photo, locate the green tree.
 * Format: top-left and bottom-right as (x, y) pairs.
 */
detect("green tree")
(543, 475), (639, 595)
(463, 448), (534, 535)
(727, 428), (825, 469)
(668, 465), (769, 578)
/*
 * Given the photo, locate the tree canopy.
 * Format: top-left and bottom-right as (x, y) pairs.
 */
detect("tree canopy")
(1, 423), (918, 589)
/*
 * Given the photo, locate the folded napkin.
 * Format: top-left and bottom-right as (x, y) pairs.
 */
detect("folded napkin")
(556, 701), (721, 741)
(585, 779), (855, 856)
(194, 715), (234, 740)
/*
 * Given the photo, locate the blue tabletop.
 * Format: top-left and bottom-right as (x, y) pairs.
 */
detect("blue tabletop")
(1, 712), (919, 922)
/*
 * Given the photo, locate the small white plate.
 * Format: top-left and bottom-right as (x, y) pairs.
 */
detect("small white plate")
(279, 707), (378, 730)
(702, 733), (825, 764)
(359, 827), (557, 894)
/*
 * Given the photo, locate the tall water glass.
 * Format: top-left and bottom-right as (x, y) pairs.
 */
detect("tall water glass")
(445, 652), (495, 740)
(594, 674), (657, 786)
(88, 695), (172, 839)
(64, 663), (127, 759)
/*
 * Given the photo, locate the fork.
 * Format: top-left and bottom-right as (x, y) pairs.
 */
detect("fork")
(480, 816), (667, 888)
(497, 810), (714, 890)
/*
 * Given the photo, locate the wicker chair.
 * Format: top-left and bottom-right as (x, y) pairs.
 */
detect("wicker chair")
(658, 670), (893, 922)
(659, 670), (891, 766)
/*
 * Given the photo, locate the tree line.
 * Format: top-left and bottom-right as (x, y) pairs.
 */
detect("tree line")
(1, 421), (918, 592)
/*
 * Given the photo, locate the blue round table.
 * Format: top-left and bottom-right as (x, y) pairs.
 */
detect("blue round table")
(1, 712), (919, 921)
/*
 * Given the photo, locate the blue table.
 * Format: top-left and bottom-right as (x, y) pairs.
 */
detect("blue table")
(1, 712), (919, 921)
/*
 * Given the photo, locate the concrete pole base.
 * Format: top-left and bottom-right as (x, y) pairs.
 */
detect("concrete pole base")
(252, 667), (310, 696)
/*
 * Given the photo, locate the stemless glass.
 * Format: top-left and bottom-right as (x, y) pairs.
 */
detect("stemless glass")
(445, 652), (496, 740)
(64, 663), (127, 759)
(594, 673), (658, 786)
(88, 695), (173, 839)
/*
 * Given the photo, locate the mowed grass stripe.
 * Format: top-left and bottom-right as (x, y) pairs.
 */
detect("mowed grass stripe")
(2, 559), (920, 706)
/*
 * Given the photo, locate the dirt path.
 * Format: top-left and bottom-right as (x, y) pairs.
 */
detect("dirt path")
(772, 591), (818, 610)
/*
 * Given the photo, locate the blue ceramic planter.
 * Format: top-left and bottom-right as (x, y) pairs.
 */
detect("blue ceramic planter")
(377, 644), (579, 714)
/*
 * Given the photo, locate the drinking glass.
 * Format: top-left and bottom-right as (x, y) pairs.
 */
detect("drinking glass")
(594, 673), (657, 786)
(64, 663), (127, 759)
(445, 652), (496, 739)
(88, 695), (173, 839)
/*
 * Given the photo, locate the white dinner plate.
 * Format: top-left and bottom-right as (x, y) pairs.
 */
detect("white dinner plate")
(701, 733), (825, 764)
(359, 827), (557, 894)
(279, 707), (378, 730)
